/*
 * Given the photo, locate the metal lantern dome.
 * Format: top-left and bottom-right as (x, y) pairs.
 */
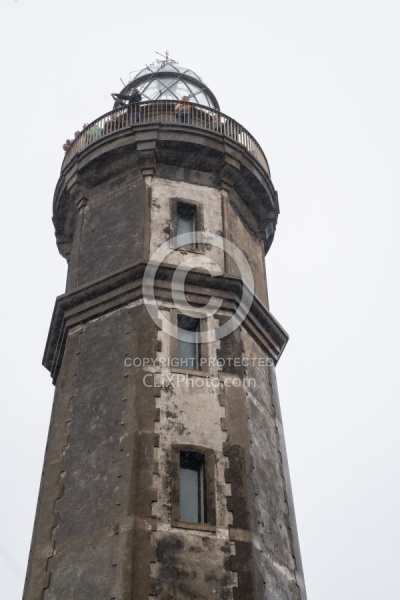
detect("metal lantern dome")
(117, 58), (219, 110)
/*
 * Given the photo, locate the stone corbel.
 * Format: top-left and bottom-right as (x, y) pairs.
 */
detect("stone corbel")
(66, 176), (90, 211)
(218, 154), (241, 192)
(137, 140), (157, 177)
(55, 178), (89, 264)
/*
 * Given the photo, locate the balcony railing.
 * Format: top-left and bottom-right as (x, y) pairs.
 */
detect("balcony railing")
(62, 100), (270, 174)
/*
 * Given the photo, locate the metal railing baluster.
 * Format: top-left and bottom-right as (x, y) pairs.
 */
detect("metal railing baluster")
(62, 101), (270, 174)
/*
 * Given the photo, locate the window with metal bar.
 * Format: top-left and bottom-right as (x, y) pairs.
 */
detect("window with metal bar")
(177, 315), (201, 371)
(176, 202), (197, 248)
(180, 451), (206, 524)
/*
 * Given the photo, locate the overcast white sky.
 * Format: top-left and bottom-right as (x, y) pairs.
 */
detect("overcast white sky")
(1, 0), (399, 598)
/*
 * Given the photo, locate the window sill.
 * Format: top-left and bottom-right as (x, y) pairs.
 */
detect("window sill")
(170, 367), (209, 377)
(169, 242), (205, 255)
(172, 521), (216, 533)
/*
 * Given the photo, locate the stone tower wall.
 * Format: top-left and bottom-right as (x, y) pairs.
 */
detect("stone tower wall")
(24, 123), (306, 599)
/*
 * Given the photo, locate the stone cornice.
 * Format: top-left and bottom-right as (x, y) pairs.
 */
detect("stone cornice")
(43, 262), (288, 384)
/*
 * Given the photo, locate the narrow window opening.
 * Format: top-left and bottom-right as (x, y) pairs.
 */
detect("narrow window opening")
(180, 451), (206, 523)
(177, 315), (201, 370)
(177, 202), (197, 248)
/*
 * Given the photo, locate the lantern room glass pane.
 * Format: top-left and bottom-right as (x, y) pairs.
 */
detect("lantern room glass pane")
(129, 63), (219, 108)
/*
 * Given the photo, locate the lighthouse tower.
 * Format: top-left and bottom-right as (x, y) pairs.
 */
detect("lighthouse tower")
(23, 58), (307, 600)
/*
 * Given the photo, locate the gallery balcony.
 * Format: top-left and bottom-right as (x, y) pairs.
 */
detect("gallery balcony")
(61, 100), (270, 177)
